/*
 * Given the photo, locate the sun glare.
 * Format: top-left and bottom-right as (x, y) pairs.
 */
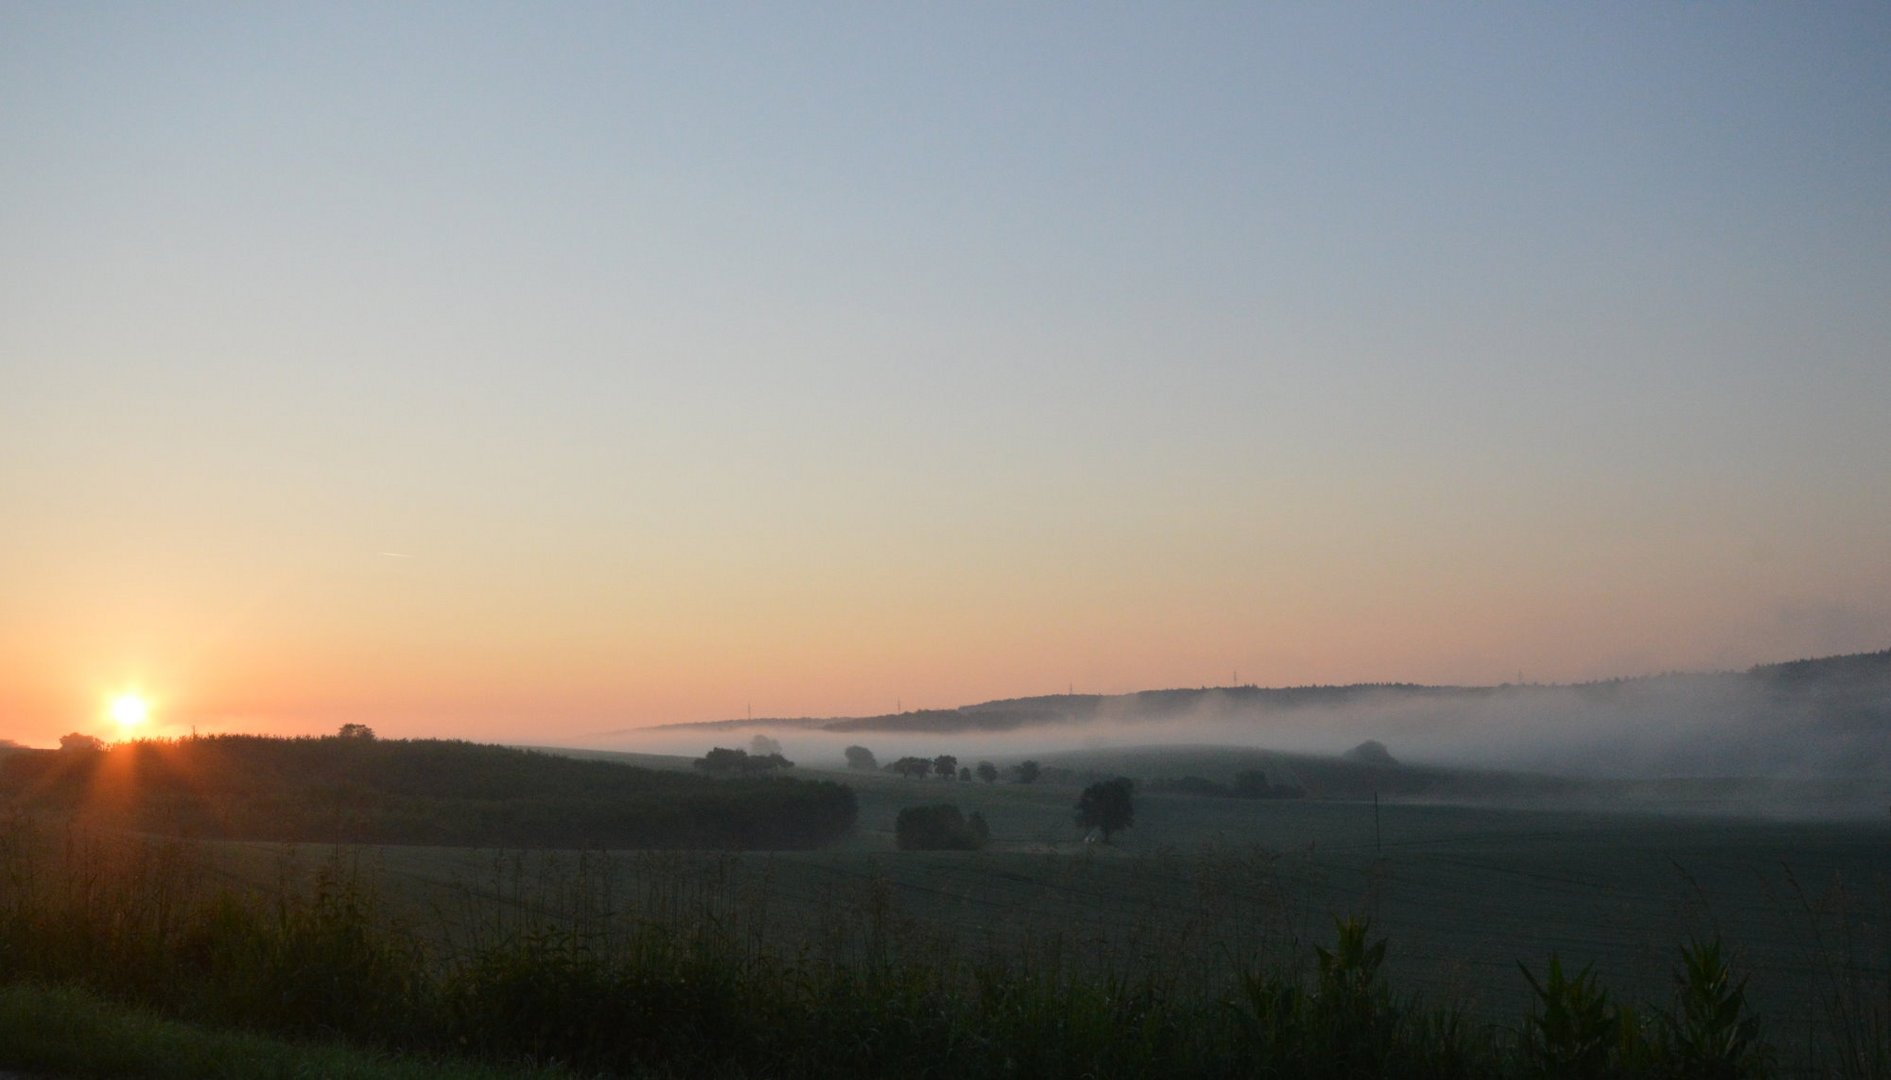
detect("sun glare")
(109, 692), (150, 734)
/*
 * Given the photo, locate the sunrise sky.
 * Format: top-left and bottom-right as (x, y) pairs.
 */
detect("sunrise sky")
(3, 3), (1888, 747)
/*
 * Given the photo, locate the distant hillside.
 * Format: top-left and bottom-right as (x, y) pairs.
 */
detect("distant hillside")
(1029, 744), (1582, 802)
(632, 649), (1891, 779)
(1, 735), (857, 850)
(652, 683), (1487, 735)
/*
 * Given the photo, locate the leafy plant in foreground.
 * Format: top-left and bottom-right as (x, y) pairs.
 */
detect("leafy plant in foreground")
(1655, 938), (1770, 1079)
(1519, 953), (1636, 1078)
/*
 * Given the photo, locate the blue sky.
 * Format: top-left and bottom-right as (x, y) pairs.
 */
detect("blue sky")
(3, 3), (1888, 743)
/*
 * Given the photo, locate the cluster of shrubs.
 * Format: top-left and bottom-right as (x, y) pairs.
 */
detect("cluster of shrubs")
(692, 746), (794, 775)
(894, 804), (990, 850)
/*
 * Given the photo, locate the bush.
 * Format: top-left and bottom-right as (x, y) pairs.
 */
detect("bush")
(894, 805), (989, 851)
(694, 747), (793, 775)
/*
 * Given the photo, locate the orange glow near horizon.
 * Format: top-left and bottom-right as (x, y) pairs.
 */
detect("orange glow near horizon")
(108, 692), (151, 737)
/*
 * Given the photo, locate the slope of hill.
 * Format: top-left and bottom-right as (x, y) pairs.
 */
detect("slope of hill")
(1025, 744), (1575, 802)
(630, 649), (1891, 779)
(0, 735), (858, 850)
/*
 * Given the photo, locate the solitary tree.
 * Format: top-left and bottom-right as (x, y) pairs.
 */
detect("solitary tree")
(932, 754), (959, 780)
(59, 732), (104, 753)
(337, 723), (376, 740)
(750, 733), (784, 757)
(1014, 760), (1042, 785)
(844, 745), (878, 770)
(1075, 777), (1135, 842)
(976, 761), (999, 784)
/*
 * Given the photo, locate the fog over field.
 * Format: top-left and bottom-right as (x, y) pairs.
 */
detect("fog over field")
(6, 4), (1891, 1075)
(589, 650), (1891, 794)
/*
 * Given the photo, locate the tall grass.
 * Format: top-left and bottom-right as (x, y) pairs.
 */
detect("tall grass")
(0, 813), (1883, 1078)
(0, 981), (574, 1079)
(1782, 866), (1891, 1079)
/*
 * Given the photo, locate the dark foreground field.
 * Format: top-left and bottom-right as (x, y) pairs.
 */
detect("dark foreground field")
(307, 764), (1891, 1037)
(1, 742), (1887, 1077)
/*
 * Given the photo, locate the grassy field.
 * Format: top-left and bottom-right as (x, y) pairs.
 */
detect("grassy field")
(179, 749), (1889, 1063)
(0, 982), (579, 1079)
(8, 740), (1882, 1074)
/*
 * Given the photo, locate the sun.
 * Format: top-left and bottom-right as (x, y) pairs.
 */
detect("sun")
(109, 692), (150, 734)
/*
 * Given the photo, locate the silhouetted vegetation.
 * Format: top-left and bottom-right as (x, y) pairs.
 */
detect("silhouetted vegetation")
(0, 736), (854, 850)
(886, 756), (933, 779)
(1075, 777), (1134, 841)
(894, 804), (990, 851)
(0, 822), (1831, 1080)
(844, 745), (878, 770)
(693, 746), (794, 775)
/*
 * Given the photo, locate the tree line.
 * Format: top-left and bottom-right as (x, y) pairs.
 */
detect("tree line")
(845, 745), (1043, 784)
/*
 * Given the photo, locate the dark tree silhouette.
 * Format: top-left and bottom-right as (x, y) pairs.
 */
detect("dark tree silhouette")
(695, 747), (793, 775)
(976, 760), (998, 783)
(932, 754), (958, 780)
(1014, 760), (1041, 784)
(895, 804), (989, 850)
(337, 723), (376, 740)
(59, 732), (104, 753)
(844, 745), (878, 770)
(888, 756), (932, 779)
(1075, 777), (1134, 842)
(696, 747), (751, 774)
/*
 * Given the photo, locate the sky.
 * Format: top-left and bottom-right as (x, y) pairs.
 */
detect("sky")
(3, 3), (1889, 748)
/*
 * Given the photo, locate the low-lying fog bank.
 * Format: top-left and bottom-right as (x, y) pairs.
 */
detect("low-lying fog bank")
(571, 650), (1891, 815)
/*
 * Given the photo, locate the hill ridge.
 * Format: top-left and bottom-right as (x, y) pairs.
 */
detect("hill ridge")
(626, 647), (1891, 736)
